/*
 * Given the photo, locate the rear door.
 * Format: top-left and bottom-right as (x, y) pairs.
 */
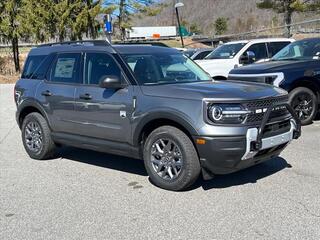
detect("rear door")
(73, 52), (133, 143)
(36, 52), (81, 134)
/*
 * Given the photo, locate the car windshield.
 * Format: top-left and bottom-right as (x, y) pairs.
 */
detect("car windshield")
(205, 43), (246, 59)
(122, 53), (211, 85)
(272, 39), (320, 61)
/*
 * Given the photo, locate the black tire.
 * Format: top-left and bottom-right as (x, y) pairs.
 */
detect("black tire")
(289, 87), (318, 125)
(143, 126), (201, 191)
(21, 112), (56, 160)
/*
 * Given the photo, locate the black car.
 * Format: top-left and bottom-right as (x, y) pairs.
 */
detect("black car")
(228, 38), (320, 125)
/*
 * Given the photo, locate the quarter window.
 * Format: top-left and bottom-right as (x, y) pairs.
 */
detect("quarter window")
(21, 55), (46, 79)
(49, 53), (81, 84)
(84, 53), (121, 85)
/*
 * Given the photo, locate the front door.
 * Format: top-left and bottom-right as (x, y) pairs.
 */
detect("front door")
(73, 52), (133, 143)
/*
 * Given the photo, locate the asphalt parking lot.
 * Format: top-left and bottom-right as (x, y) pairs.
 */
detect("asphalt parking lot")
(1, 84), (320, 240)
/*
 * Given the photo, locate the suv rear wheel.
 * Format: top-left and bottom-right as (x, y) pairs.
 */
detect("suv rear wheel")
(143, 126), (200, 191)
(21, 112), (56, 160)
(289, 87), (317, 125)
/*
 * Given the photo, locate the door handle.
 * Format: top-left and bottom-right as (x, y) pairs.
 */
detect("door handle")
(79, 93), (92, 100)
(41, 90), (52, 97)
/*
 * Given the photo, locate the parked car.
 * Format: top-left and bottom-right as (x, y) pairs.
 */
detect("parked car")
(228, 38), (320, 125)
(15, 40), (300, 191)
(196, 38), (294, 80)
(184, 48), (214, 60)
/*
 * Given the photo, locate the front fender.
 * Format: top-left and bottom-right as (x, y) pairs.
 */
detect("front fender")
(132, 109), (199, 146)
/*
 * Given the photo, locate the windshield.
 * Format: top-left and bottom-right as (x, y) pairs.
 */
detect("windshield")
(205, 43), (246, 59)
(272, 39), (320, 61)
(122, 53), (211, 85)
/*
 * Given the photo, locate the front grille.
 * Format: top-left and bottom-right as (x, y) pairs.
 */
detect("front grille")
(244, 96), (290, 124)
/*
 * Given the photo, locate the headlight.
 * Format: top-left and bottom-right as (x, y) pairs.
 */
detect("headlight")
(208, 104), (251, 124)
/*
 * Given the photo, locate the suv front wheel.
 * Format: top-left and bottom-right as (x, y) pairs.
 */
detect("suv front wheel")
(143, 126), (201, 191)
(21, 112), (56, 160)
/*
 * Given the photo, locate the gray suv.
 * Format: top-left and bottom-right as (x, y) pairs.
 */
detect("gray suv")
(15, 41), (301, 191)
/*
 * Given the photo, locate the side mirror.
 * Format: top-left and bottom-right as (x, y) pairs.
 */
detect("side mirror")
(99, 75), (126, 89)
(240, 51), (256, 64)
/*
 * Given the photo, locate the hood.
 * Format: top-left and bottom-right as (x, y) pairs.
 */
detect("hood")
(195, 59), (236, 77)
(230, 59), (318, 74)
(140, 81), (287, 101)
(196, 58), (235, 69)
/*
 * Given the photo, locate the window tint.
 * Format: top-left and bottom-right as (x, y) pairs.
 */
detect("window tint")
(267, 42), (291, 57)
(84, 53), (121, 85)
(21, 55), (46, 78)
(49, 53), (81, 84)
(30, 54), (55, 80)
(245, 43), (268, 61)
(122, 53), (211, 85)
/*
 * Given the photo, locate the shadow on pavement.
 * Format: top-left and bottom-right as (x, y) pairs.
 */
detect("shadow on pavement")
(55, 146), (148, 176)
(198, 157), (291, 191)
(55, 147), (291, 191)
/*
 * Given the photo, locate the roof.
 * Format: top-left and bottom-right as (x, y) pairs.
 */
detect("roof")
(113, 45), (179, 54)
(225, 38), (295, 45)
(28, 41), (179, 56)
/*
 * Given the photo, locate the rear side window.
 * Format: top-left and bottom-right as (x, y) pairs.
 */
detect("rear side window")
(267, 42), (291, 57)
(21, 55), (45, 78)
(49, 53), (81, 84)
(30, 54), (55, 80)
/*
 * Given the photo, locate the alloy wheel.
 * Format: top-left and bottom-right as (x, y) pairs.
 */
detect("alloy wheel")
(150, 138), (183, 181)
(24, 121), (43, 153)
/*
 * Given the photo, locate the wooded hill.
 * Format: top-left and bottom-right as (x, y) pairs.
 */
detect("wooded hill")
(133, 0), (320, 36)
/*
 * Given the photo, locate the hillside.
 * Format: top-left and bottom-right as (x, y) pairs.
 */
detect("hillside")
(133, 0), (320, 37)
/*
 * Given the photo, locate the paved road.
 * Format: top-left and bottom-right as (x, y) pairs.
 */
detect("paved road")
(1, 84), (320, 240)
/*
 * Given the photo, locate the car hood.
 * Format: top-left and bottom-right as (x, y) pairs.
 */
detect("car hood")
(229, 59), (318, 74)
(196, 58), (234, 67)
(140, 81), (287, 101)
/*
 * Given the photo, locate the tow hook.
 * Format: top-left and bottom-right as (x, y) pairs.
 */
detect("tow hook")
(251, 141), (262, 151)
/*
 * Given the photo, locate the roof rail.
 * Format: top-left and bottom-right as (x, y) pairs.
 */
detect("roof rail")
(38, 40), (111, 47)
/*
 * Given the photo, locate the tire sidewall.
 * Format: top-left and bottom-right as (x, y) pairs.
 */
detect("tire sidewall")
(143, 127), (199, 191)
(289, 87), (317, 125)
(21, 113), (51, 159)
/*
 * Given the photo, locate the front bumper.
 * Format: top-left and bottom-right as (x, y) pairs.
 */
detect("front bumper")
(195, 103), (301, 175)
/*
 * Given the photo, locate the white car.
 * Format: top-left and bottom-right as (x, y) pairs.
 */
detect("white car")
(195, 38), (295, 80)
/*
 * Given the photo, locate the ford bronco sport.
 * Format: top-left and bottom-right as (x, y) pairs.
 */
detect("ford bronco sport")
(15, 41), (301, 191)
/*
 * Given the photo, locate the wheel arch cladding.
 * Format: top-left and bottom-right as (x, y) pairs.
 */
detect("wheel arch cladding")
(18, 101), (48, 128)
(290, 78), (320, 102)
(134, 113), (199, 148)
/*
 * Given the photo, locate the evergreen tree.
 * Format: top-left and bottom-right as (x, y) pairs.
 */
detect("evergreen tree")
(104, 0), (163, 40)
(214, 17), (228, 35)
(0, 0), (26, 72)
(257, 0), (320, 37)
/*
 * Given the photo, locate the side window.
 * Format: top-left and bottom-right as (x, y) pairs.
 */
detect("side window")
(193, 51), (211, 60)
(30, 54), (55, 80)
(84, 53), (122, 85)
(21, 55), (46, 79)
(245, 43), (268, 61)
(267, 42), (291, 57)
(49, 53), (81, 84)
